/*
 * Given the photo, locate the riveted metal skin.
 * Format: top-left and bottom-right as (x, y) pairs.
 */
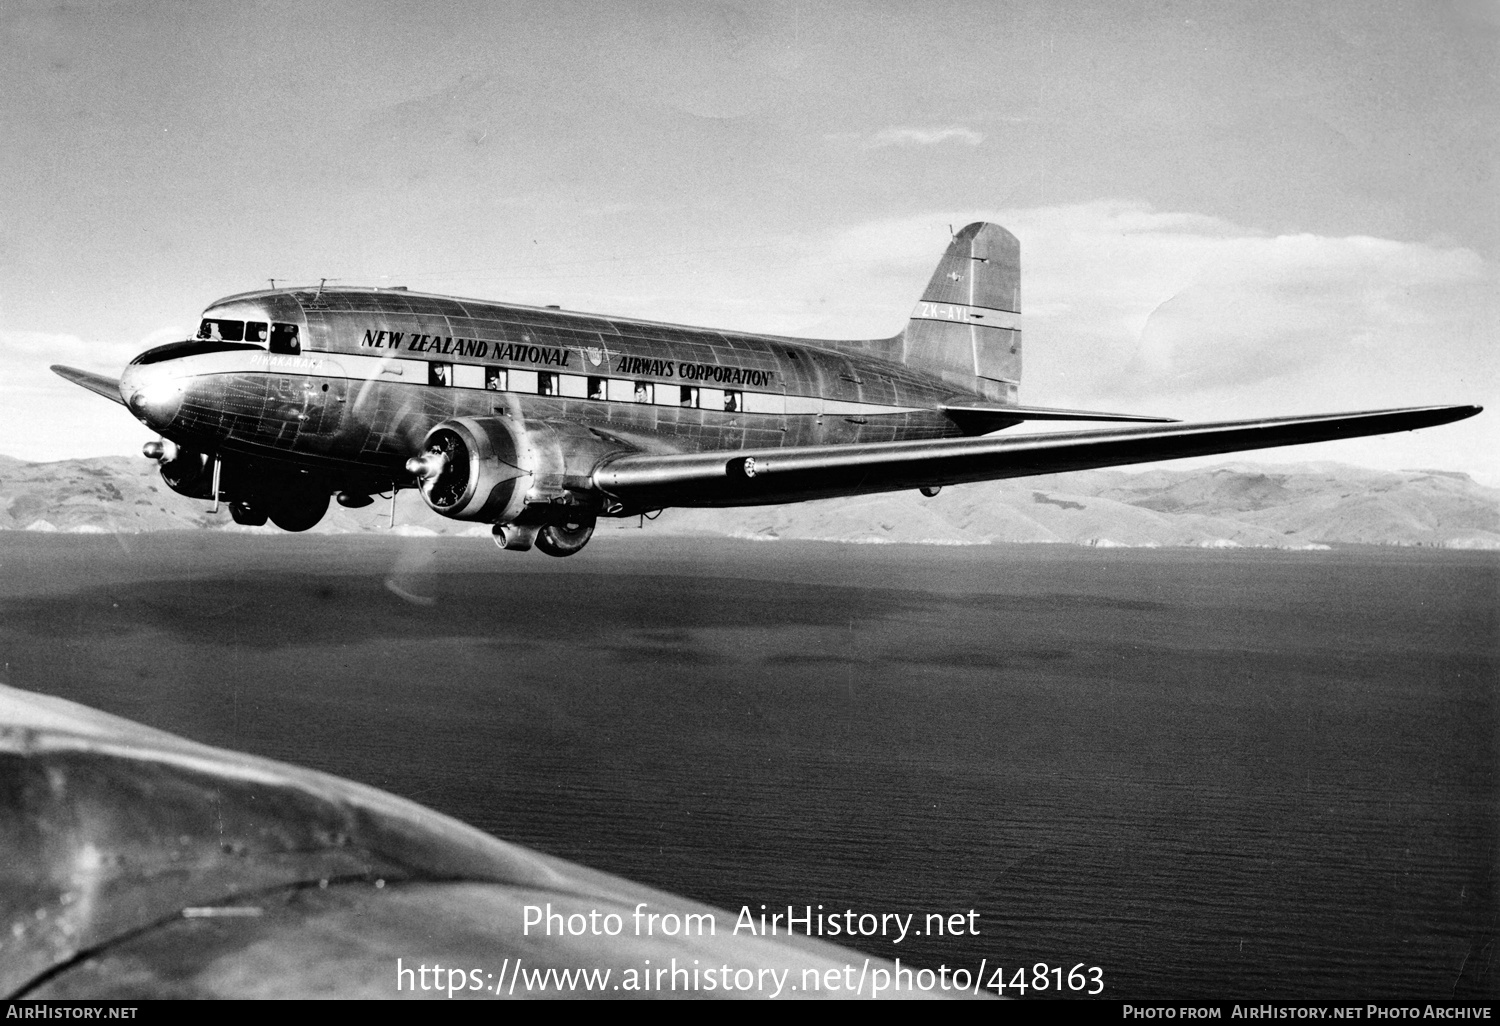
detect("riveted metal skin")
(594, 406), (1483, 509)
(93, 281), (977, 525)
(89, 276), (980, 525)
(50, 222), (1483, 554)
(2, 684), (913, 999)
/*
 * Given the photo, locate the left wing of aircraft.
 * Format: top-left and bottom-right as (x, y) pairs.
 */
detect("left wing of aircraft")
(50, 365), (125, 406)
(595, 405), (1482, 508)
(1, 683), (938, 999)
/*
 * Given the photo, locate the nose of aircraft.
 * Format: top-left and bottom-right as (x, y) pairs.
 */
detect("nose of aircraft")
(118, 362), (184, 430)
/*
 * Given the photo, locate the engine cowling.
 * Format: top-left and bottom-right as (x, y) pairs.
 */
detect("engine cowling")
(406, 417), (548, 523)
(147, 441), (216, 500)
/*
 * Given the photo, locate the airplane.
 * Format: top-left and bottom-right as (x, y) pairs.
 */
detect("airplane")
(53, 222), (1481, 556)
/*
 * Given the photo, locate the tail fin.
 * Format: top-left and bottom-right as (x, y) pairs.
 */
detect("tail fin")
(901, 223), (1021, 402)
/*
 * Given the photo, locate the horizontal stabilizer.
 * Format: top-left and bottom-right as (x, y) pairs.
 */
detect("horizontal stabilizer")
(595, 405), (1483, 509)
(51, 365), (125, 406)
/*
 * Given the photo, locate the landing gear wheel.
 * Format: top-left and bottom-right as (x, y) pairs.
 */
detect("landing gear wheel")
(229, 500), (268, 526)
(535, 518), (595, 557)
(268, 490), (330, 532)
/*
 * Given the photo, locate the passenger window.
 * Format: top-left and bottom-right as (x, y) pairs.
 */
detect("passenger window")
(679, 385), (699, 408)
(587, 376), (606, 400)
(245, 321), (268, 344)
(724, 389), (741, 412)
(634, 381), (654, 404)
(485, 366), (507, 391)
(429, 362), (452, 386)
(269, 323), (300, 354)
(538, 372), (558, 396)
(198, 318), (244, 342)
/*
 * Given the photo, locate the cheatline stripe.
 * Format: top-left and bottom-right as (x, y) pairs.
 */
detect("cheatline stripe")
(150, 350), (930, 417)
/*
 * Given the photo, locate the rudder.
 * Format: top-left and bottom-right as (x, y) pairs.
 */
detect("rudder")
(901, 223), (1021, 402)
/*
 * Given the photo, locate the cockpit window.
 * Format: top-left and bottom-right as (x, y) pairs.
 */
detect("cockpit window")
(270, 323), (300, 355)
(245, 321), (268, 344)
(198, 318), (245, 342)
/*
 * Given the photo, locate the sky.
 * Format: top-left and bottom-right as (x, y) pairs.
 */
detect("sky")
(2, 0), (1496, 481)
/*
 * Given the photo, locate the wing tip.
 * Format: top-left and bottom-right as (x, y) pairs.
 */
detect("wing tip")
(1411, 403), (1482, 426)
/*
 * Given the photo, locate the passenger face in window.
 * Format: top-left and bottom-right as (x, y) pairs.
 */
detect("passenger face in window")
(198, 319), (243, 342)
(270, 323), (300, 355)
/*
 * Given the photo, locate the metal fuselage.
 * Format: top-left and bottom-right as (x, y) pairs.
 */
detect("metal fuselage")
(120, 287), (970, 512)
(90, 222), (1479, 553)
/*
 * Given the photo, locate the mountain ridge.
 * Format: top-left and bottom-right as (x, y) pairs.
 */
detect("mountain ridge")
(1, 455), (1496, 549)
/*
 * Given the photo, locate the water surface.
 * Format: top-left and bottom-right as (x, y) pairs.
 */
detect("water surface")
(1, 533), (1493, 999)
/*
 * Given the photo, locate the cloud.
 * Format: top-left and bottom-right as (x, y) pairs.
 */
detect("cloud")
(0, 322), (176, 400)
(829, 126), (985, 150)
(984, 203), (1492, 408)
(801, 203), (1498, 478)
(0, 323), (177, 462)
(814, 201), (1492, 402)
(0, 328), (140, 370)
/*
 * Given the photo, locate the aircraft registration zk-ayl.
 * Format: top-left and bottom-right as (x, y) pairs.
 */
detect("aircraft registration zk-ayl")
(54, 223), (1480, 555)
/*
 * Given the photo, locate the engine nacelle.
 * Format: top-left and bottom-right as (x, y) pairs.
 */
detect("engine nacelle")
(407, 417), (554, 523)
(148, 441), (216, 500)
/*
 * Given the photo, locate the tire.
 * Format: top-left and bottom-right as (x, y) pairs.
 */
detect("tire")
(534, 518), (595, 557)
(229, 501), (268, 526)
(268, 489), (329, 532)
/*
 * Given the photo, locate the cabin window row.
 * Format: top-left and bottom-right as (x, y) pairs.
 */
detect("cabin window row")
(428, 362), (752, 412)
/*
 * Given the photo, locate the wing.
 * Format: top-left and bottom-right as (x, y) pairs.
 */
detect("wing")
(941, 401), (1176, 433)
(1, 683), (920, 999)
(595, 405), (1483, 508)
(51, 364), (126, 406)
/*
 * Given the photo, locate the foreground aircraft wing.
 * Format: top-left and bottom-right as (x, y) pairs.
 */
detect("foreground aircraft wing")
(1, 683), (932, 999)
(595, 405), (1482, 508)
(51, 364), (125, 406)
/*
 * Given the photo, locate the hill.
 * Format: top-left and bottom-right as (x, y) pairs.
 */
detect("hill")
(1, 455), (1496, 549)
